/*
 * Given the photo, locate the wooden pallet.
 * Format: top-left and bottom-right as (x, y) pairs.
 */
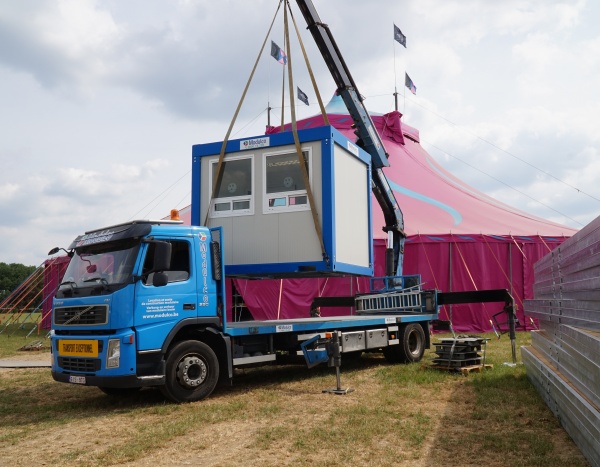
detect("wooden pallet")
(429, 363), (493, 375)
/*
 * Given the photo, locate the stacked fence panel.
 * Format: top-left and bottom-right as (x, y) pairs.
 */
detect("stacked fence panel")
(524, 216), (600, 466)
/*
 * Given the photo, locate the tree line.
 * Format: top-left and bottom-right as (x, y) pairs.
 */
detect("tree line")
(0, 262), (40, 305)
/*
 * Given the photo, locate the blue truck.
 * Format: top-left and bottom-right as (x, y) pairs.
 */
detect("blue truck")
(49, 0), (517, 402)
(49, 220), (438, 402)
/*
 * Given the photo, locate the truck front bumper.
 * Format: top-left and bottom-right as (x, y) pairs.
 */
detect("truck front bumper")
(51, 371), (165, 388)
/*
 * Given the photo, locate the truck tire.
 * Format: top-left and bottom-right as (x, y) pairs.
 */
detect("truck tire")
(160, 340), (219, 403)
(383, 323), (426, 364)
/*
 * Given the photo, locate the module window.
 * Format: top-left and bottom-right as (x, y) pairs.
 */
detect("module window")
(263, 149), (311, 213)
(209, 156), (254, 217)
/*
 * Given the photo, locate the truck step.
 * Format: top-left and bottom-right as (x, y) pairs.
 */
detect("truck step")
(232, 354), (277, 366)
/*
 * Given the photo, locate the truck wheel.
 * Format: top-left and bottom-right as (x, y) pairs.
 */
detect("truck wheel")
(383, 323), (426, 364)
(160, 340), (219, 403)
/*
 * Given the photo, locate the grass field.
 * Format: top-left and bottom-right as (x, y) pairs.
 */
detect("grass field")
(0, 313), (48, 357)
(0, 321), (590, 466)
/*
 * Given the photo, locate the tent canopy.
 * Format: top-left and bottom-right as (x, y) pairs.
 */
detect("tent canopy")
(264, 94), (576, 238)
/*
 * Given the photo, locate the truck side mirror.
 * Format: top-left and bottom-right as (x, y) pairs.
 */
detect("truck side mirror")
(152, 272), (169, 287)
(48, 247), (74, 257)
(153, 241), (172, 272)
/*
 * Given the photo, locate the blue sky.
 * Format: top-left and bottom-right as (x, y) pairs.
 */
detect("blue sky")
(1, 0), (599, 265)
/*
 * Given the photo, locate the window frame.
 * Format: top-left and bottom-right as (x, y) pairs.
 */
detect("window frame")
(142, 239), (192, 286)
(262, 147), (312, 214)
(208, 154), (254, 218)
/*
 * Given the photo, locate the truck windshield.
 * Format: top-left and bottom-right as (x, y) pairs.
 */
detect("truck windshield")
(57, 239), (141, 297)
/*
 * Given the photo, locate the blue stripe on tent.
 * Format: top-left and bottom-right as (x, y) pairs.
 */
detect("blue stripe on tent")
(387, 180), (462, 226)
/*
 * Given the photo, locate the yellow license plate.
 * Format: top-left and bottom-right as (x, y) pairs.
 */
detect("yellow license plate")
(58, 340), (99, 357)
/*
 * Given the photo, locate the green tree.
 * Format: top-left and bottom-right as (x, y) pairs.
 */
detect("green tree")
(0, 262), (40, 306)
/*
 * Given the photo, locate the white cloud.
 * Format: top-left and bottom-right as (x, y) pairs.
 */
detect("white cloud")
(0, 182), (20, 202)
(0, 0), (120, 95)
(32, 0), (119, 58)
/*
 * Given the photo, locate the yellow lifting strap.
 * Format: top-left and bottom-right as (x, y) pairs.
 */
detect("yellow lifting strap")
(204, 1), (283, 227)
(284, 2), (328, 263)
(205, 0), (330, 265)
(287, 1), (329, 126)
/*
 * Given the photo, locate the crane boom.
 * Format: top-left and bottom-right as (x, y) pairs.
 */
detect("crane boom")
(295, 0), (406, 276)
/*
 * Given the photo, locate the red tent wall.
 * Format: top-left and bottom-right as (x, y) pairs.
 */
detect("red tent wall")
(227, 244), (387, 322)
(403, 235), (566, 332)
(42, 256), (69, 329)
(225, 235), (566, 332)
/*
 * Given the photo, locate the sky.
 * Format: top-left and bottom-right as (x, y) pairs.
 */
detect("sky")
(1, 0), (600, 266)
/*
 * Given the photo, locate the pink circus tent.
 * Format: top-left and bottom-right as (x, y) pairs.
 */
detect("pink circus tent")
(180, 94), (577, 332)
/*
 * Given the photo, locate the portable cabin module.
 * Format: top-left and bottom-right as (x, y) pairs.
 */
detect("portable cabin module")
(191, 125), (373, 277)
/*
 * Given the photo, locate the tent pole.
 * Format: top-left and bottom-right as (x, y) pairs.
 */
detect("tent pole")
(350, 277), (353, 315)
(449, 242), (453, 334)
(510, 242), (519, 330)
(509, 242), (514, 296)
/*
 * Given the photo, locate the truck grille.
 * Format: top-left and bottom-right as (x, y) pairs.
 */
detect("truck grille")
(54, 305), (108, 326)
(58, 357), (101, 373)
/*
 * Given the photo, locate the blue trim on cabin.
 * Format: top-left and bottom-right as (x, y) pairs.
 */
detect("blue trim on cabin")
(191, 155), (201, 226)
(191, 125), (373, 277)
(321, 134), (334, 267)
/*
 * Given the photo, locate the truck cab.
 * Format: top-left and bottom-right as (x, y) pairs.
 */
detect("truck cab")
(51, 220), (227, 399)
(50, 218), (439, 403)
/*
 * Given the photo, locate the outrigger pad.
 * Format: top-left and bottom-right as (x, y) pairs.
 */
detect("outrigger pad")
(300, 334), (330, 368)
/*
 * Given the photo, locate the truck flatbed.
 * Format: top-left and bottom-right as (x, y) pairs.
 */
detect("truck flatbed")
(224, 313), (438, 336)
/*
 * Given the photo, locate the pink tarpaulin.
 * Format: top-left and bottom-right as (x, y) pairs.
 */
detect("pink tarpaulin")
(403, 234), (565, 332)
(225, 235), (565, 333)
(42, 256), (69, 329)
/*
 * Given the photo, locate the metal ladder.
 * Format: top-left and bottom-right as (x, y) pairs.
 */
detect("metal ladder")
(355, 285), (423, 314)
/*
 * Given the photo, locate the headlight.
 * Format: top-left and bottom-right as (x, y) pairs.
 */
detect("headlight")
(106, 339), (120, 369)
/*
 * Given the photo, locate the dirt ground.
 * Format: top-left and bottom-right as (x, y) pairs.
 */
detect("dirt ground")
(0, 351), (589, 467)
(0, 351), (52, 365)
